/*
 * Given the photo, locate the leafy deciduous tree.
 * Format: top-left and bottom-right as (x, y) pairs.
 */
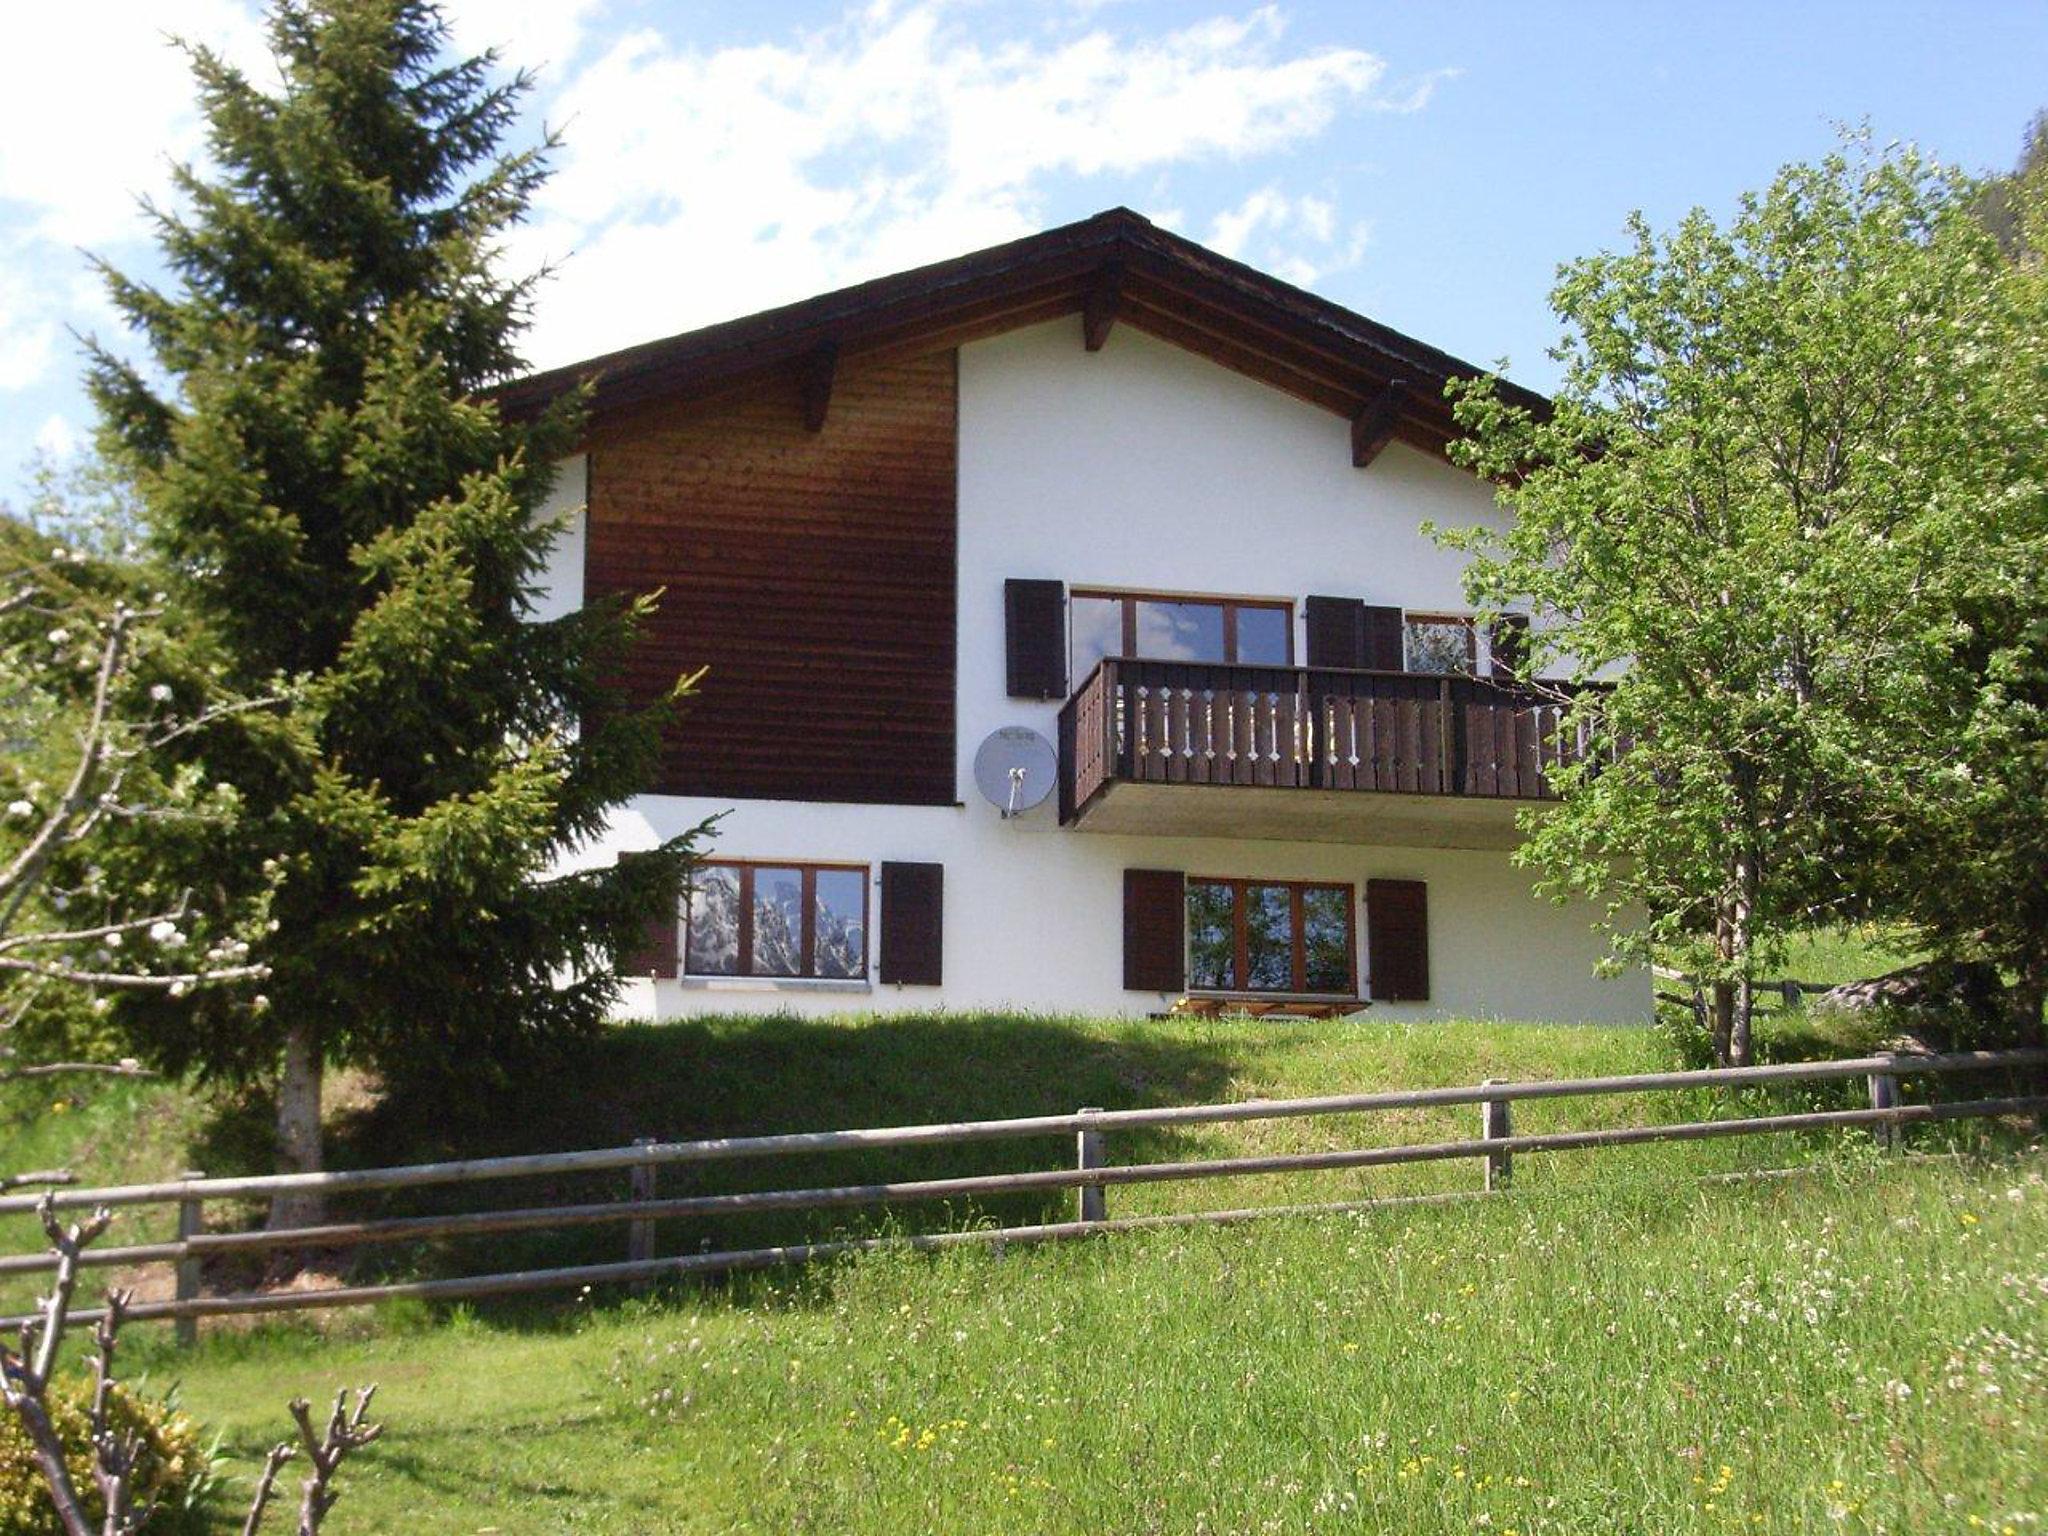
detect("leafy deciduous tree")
(1443, 139), (2029, 1064)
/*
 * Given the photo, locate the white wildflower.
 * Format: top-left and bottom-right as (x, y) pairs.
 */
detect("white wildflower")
(148, 683), (173, 703)
(4, 799), (32, 819)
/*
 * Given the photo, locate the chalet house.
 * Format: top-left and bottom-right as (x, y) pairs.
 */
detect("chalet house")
(510, 209), (1649, 1024)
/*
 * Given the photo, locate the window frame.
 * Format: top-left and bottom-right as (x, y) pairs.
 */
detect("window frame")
(1183, 875), (1359, 998)
(684, 858), (871, 981)
(1401, 611), (1481, 676)
(1070, 588), (1296, 674)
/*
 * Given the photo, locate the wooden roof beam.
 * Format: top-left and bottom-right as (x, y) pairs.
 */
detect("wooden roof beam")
(798, 340), (838, 432)
(1082, 263), (1122, 351)
(1350, 379), (1411, 468)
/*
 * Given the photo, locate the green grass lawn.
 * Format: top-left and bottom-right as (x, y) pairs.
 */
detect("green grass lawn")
(3, 1010), (1969, 1311)
(1773, 924), (1924, 985)
(119, 1150), (2048, 1534)
(4, 1011), (2040, 1533)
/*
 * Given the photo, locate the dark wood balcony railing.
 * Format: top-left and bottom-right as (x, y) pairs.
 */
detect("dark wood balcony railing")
(1057, 657), (1599, 823)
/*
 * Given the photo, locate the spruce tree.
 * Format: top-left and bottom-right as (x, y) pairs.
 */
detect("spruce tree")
(86, 0), (697, 1224)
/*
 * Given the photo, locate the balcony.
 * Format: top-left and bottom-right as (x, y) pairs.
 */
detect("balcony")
(1056, 658), (1596, 850)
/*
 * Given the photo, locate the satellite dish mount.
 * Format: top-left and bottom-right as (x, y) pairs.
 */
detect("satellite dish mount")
(973, 727), (1058, 820)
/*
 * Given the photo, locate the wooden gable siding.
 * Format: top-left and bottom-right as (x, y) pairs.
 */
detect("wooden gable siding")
(585, 349), (958, 806)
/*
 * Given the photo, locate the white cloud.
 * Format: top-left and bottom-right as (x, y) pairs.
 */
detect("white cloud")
(1205, 185), (1368, 287)
(509, 2), (1402, 367)
(33, 413), (79, 460)
(0, 1), (267, 249)
(443, 0), (607, 82)
(0, 0), (1435, 452)
(0, 258), (58, 391)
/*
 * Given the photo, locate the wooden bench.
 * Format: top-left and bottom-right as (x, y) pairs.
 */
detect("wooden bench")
(1162, 995), (1371, 1021)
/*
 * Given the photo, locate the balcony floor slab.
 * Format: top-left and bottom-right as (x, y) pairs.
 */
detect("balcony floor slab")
(1066, 780), (1544, 850)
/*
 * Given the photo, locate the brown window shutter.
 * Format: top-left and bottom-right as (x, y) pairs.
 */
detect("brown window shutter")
(1490, 613), (1531, 682)
(617, 852), (679, 979)
(879, 861), (944, 984)
(1366, 879), (1429, 1001)
(1361, 605), (1406, 671)
(1005, 578), (1067, 699)
(1303, 596), (1363, 669)
(1123, 868), (1186, 992)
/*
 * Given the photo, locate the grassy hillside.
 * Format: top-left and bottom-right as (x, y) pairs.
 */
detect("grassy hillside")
(1, 1010), (2017, 1311)
(4, 1013), (2039, 1532)
(124, 1151), (2048, 1535)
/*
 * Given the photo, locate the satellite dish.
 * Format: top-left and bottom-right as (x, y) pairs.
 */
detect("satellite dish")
(974, 727), (1058, 819)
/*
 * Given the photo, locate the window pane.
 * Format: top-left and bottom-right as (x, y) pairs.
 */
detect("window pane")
(1133, 599), (1227, 662)
(812, 868), (866, 979)
(1302, 887), (1352, 994)
(1186, 882), (1237, 991)
(751, 866), (804, 977)
(1071, 595), (1122, 683)
(1234, 606), (1291, 665)
(1405, 618), (1475, 675)
(1244, 885), (1294, 991)
(685, 866), (740, 976)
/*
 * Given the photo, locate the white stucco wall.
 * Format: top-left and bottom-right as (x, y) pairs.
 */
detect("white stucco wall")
(548, 319), (1648, 1024)
(525, 454), (586, 623)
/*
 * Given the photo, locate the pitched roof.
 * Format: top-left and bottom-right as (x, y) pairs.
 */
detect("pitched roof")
(497, 206), (1547, 461)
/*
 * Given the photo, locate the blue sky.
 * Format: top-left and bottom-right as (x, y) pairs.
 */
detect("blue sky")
(1, 0), (2043, 505)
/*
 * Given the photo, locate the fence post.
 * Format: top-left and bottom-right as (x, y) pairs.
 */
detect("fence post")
(1480, 1083), (1511, 1192)
(1867, 1057), (1900, 1152)
(627, 1139), (657, 1280)
(174, 1171), (204, 1348)
(1076, 1107), (1106, 1224)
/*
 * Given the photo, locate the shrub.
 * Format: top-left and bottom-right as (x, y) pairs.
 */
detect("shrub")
(0, 1377), (213, 1534)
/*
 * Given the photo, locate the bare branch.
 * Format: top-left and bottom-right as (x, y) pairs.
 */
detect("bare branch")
(0, 1169), (76, 1192)
(0, 1062), (156, 1083)
(0, 956), (270, 990)
(289, 1385), (383, 1533)
(240, 1443), (297, 1536)
(0, 605), (131, 929)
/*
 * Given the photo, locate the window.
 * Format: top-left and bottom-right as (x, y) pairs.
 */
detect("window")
(1184, 877), (1356, 996)
(1070, 590), (1294, 680)
(685, 861), (868, 979)
(1403, 613), (1478, 676)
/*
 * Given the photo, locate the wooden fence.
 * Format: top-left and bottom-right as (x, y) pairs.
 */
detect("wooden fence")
(2, 1048), (2042, 1336)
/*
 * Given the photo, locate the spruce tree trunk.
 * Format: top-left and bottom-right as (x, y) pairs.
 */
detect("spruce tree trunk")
(269, 1019), (326, 1231)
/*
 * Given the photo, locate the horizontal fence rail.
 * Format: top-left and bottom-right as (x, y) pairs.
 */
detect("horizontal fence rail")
(2, 1049), (2041, 1329)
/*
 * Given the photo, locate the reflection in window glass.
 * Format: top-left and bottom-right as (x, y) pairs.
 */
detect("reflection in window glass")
(1405, 618), (1477, 676)
(1186, 882), (1237, 991)
(1244, 885), (1293, 990)
(1302, 887), (1351, 993)
(1134, 599), (1227, 662)
(685, 866), (740, 976)
(813, 868), (867, 979)
(1236, 606), (1291, 665)
(1183, 878), (1354, 996)
(1070, 595), (1123, 683)
(751, 866), (804, 977)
